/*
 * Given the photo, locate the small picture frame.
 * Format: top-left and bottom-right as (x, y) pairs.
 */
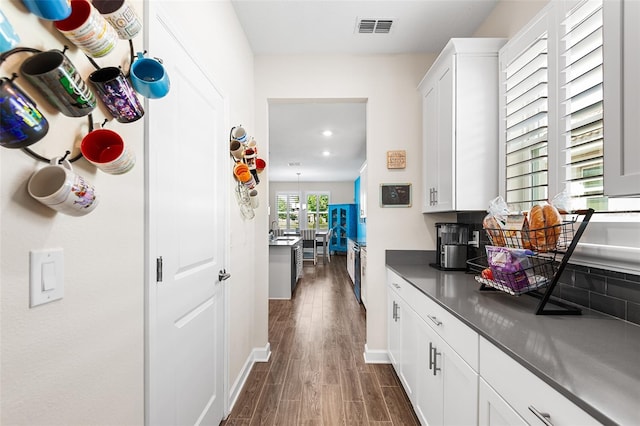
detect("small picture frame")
(386, 150), (406, 169)
(380, 183), (412, 207)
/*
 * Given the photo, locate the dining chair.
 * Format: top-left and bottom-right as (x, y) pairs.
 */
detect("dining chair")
(317, 228), (332, 264)
(300, 229), (317, 265)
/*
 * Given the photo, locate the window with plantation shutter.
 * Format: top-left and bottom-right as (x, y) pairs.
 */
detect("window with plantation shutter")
(560, 0), (605, 211)
(275, 192), (299, 230)
(502, 33), (549, 212)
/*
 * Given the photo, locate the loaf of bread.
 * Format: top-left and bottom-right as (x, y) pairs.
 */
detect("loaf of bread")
(543, 204), (563, 247)
(528, 204), (563, 251)
(483, 215), (505, 246)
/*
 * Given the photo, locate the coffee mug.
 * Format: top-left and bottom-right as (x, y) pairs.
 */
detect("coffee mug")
(249, 189), (259, 209)
(0, 9), (20, 53)
(92, 0), (142, 40)
(129, 52), (170, 99)
(233, 163), (256, 189)
(54, 0), (118, 58)
(81, 128), (135, 174)
(231, 126), (247, 143)
(20, 49), (96, 117)
(255, 158), (266, 173)
(22, 0), (72, 20)
(230, 140), (244, 160)
(27, 157), (99, 216)
(89, 66), (144, 123)
(1, 77), (49, 149)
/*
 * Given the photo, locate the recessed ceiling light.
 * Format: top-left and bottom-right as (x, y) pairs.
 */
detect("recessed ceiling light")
(322, 150), (330, 156)
(322, 130), (333, 137)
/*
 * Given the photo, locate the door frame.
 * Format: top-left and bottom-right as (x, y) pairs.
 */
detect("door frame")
(143, 2), (231, 423)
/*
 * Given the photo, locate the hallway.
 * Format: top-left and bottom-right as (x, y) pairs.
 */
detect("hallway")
(222, 257), (419, 425)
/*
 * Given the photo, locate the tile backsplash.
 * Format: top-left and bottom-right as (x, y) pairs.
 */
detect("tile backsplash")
(457, 211), (640, 325)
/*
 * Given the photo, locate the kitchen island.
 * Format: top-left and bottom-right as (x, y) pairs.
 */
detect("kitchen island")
(269, 236), (302, 299)
(386, 250), (639, 426)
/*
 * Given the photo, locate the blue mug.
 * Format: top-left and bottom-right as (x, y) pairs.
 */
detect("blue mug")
(0, 77), (50, 149)
(22, 0), (71, 20)
(0, 9), (20, 53)
(129, 52), (170, 99)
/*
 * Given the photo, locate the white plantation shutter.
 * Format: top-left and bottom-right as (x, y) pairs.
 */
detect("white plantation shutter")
(275, 192), (299, 230)
(560, 0), (606, 211)
(502, 32), (549, 212)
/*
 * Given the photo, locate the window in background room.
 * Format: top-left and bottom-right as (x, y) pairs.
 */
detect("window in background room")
(304, 192), (330, 231)
(276, 192), (299, 231)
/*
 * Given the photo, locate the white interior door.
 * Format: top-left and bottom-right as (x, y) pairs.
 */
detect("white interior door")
(146, 5), (228, 425)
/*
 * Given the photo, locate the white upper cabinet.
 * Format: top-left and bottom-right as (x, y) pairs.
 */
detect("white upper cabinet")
(419, 38), (506, 213)
(604, 0), (640, 196)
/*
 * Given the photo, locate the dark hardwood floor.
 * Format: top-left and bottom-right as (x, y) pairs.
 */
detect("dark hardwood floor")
(221, 255), (419, 425)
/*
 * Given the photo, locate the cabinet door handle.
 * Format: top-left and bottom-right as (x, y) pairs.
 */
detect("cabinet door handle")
(434, 188), (438, 205)
(431, 343), (441, 376)
(427, 315), (442, 326)
(392, 283), (401, 290)
(528, 406), (553, 426)
(428, 342), (434, 371)
(392, 301), (396, 320)
(395, 304), (400, 321)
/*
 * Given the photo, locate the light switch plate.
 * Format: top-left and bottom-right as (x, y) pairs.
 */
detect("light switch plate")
(30, 248), (64, 308)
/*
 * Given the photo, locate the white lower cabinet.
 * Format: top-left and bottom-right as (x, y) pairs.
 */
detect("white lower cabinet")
(479, 337), (600, 426)
(479, 378), (527, 426)
(387, 269), (478, 425)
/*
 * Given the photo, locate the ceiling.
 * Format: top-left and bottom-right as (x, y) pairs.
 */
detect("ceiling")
(231, 0), (500, 182)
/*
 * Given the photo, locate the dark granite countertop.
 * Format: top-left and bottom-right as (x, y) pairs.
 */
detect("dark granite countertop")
(386, 250), (640, 426)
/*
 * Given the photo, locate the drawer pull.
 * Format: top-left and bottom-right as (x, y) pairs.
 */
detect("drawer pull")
(392, 283), (401, 289)
(427, 315), (442, 326)
(528, 406), (553, 426)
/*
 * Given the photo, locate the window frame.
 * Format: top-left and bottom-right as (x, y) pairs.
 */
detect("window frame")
(302, 191), (330, 231)
(498, 0), (640, 274)
(275, 191), (300, 231)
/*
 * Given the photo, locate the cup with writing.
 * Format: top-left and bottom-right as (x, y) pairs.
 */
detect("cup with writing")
(81, 128), (135, 174)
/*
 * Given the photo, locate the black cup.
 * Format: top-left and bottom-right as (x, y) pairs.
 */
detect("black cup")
(89, 67), (144, 123)
(20, 50), (96, 117)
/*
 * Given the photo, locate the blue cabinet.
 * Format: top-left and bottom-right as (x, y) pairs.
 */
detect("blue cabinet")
(329, 204), (356, 253)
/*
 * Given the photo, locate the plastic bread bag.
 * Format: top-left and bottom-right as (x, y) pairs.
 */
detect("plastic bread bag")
(485, 246), (535, 290)
(550, 189), (571, 214)
(483, 196), (511, 246)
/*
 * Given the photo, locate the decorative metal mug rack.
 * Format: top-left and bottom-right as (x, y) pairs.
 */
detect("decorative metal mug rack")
(0, 40), (137, 164)
(467, 208), (594, 315)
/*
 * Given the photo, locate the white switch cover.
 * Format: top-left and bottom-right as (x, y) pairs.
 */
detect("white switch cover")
(30, 248), (64, 308)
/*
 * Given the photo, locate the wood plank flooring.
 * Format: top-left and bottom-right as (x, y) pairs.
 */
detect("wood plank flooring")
(221, 256), (419, 426)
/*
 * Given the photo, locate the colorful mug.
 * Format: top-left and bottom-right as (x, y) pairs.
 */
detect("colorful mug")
(80, 128), (135, 174)
(0, 77), (49, 149)
(89, 66), (144, 123)
(20, 49), (96, 117)
(129, 52), (170, 99)
(27, 157), (99, 216)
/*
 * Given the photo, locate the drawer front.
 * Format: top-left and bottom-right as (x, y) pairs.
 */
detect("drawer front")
(480, 337), (601, 426)
(387, 269), (405, 295)
(386, 268), (478, 371)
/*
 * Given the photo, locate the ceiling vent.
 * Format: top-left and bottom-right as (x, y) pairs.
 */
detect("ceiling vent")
(356, 18), (394, 34)
(288, 162), (301, 167)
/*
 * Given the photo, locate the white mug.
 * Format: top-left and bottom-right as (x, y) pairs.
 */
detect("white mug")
(27, 157), (99, 216)
(249, 189), (259, 209)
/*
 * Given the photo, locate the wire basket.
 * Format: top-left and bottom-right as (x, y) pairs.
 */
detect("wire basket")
(484, 215), (578, 253)
(468, 255), (557, 296)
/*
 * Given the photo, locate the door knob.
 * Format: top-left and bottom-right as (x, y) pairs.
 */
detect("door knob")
(218, 269), (231, 282)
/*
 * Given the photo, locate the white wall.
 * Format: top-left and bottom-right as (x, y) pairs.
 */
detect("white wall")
(473, 0), (549, 37)
(255, 54), (459, 352)
(1, 2), (146, 424)
(0, 1), (259, 424)
(268, 180), (355, 228)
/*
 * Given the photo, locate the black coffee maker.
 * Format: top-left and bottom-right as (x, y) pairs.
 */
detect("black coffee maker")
(431, 223), (469, 270)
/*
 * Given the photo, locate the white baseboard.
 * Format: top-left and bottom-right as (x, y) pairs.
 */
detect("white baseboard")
(363, 344), (390, 364)
(227, 342), (271, 414)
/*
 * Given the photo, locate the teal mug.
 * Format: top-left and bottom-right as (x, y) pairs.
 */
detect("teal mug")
(129, 52), (170, 99)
